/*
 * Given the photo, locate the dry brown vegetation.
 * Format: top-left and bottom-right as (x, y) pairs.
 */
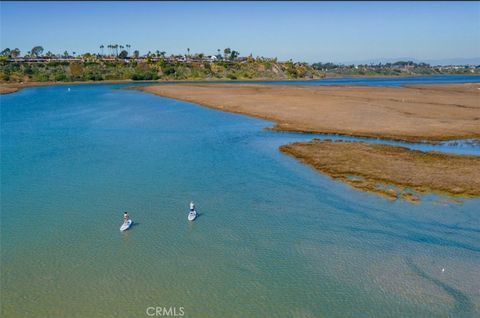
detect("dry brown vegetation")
(280, 140), (480, 200)
(132, 83), (480, 142)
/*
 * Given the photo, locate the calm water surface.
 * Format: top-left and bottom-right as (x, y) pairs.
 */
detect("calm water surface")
(1, 78), (479, 318)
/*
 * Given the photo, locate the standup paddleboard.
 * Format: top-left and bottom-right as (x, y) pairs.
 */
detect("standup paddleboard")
(188, 210), (197, 221)
(120, 219), (132, 231)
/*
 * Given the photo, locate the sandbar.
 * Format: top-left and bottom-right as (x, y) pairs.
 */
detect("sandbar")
(130, 83), (480, 142)
(280, 140), (480, 200)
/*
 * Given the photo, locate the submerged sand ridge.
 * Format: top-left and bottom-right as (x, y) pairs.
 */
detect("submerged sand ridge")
(131, 83), (480, 142)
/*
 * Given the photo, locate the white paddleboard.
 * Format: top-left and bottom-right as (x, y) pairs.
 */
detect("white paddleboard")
(120, 219), (132, 231)
(188, 210), (197, 221)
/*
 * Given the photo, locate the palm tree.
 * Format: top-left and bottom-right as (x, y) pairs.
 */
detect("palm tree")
(126, 44), (131, 55)
(100, 44), (104, 56)
(119, 45), (124, 58)
(224, 48), (231, 60)
(187, 48), (190, 57)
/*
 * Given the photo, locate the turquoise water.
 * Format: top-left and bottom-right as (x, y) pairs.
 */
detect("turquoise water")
(1, 81), (479, 318)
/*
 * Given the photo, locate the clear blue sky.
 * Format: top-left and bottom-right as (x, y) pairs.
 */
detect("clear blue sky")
(1, 1), (479, 63)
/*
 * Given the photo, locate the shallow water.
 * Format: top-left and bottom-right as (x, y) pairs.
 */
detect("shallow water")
(1, 80), (479, 318)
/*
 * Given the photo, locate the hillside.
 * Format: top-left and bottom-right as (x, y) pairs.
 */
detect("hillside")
(0, 57), (324, 83)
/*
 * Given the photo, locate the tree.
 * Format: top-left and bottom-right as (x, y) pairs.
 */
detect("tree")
(63, 51), (69, 58)
(82, 52), (93, 60)
(223, 48), (231, 60)
(126, 44), (131, 55)
(118, 50), (128, 59)
(100, 44), (104, 56)
(0, 48), (11, 57)
(11, 48), (20, 58)
(229, 50), (239, 61)
(133, 50), (140, 59)
(31, 46), (44, 57)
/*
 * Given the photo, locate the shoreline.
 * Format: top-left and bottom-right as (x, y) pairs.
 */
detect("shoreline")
(1, 74), (478, 95)
(0, 79), (162, 94)
(127, 83), (480, 143)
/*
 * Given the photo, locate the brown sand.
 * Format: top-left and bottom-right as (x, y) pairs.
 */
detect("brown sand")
(131, 83), (480, 142)
(0, 85), (20, 94)
(280, 140), (480, 200)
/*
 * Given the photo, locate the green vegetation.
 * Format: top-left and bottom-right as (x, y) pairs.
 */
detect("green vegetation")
(312, 61), (479, 76)
(0, 45), (478, 83)
(0, 57), (322, 83)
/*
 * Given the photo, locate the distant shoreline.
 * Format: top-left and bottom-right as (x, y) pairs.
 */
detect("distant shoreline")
(0, 79), (159, 94)
(1, 74), (479, 95)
